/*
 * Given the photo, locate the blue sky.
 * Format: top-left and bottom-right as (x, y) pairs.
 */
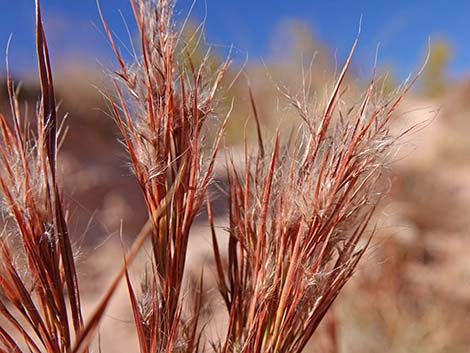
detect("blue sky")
(1, 0), (469, 79)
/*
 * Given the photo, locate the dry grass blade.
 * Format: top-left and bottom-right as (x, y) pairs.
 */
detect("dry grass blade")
(71, 164), (185, 353)
(35, 0), (85, 338)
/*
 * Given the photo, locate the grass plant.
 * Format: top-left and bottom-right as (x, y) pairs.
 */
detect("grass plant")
(0, 1), (418, 352)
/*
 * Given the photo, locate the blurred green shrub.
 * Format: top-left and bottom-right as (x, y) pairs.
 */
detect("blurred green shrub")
(422, 38), (452, 97)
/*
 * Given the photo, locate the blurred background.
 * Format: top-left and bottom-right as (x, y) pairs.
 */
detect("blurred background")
(1, 1), (469, 352)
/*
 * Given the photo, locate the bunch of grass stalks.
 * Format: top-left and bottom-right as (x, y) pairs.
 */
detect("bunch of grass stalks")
(0, 3), (84, 352)
(209, 45), (417, 353)
(0, 0), (419, 352)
